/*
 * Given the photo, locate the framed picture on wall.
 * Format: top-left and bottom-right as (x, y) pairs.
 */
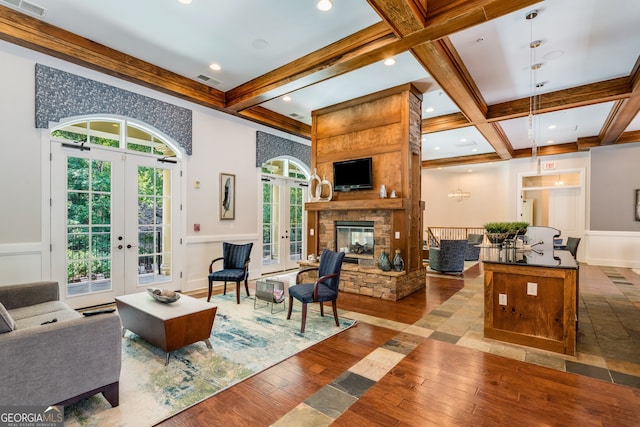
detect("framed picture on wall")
(636, 189), (640, 221)
(220, 173), (235, 220)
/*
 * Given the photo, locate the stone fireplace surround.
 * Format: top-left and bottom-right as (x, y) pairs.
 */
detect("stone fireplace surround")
(309, 208), (425, 301)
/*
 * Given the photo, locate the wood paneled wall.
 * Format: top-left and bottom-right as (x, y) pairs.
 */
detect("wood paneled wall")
(307, 83), (425, 273)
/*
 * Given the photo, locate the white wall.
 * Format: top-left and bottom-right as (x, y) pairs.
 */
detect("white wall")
(421, 162), (510, 230)
(0, 39), (309, 288)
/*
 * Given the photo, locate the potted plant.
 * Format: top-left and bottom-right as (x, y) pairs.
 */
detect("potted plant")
(511, 221), (530, 235)
(483, 222), (511, 244)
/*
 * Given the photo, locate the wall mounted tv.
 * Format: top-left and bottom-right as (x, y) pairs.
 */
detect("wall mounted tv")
(333, 157), (373, 192)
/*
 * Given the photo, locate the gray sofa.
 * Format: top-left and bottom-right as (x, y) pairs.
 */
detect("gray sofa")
(0, 281), (121, 406)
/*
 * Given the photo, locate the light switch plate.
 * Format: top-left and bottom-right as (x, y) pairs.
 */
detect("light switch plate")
(527, 282), (538, 296)
(499, 293), (507, 305)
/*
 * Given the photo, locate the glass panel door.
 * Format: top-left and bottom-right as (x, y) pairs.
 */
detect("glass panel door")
(261, 178), (306, 273)
(127, 161), (177, 293)
(52, 144), (181, 308)
(52, 146), (124, 308)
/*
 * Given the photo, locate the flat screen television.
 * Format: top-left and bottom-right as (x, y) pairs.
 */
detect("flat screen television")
(333, 157), (373, 192)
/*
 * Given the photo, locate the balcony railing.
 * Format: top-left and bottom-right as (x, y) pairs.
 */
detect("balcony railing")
(426, 226), (485, 248)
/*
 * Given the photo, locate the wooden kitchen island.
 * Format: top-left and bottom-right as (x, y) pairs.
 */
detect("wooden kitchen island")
(481, 248), (578, 355)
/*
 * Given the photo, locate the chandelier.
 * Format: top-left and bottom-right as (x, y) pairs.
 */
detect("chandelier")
(448, 176), (470, 202)
(526, 9), (542, 160)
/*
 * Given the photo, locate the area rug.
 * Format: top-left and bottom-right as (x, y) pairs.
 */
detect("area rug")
(63, 293), (356, 427)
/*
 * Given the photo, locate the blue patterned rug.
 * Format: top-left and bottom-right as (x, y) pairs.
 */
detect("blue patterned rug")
(64, 293), (356, 427)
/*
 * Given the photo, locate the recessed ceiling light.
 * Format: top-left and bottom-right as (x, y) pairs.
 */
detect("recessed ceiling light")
(460, 138), (467, 142)
(434, 146), (440, 150)
(425, 107), (435, 113)
(252, 39), (270, 50)
(282, 96), (291, 102)
(317, 0), (332, 11)
(471, 148), (478, 152)
(384, 58), (396, 66)
(548, 125), (556, 129)
(178, 0), (192, 4)
(209, 63), (221, 71)
(547, 140), (555, 144)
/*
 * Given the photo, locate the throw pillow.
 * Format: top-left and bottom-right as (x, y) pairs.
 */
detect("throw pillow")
(0, 302), (16, 333)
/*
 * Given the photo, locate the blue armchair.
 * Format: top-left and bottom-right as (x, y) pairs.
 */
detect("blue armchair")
(287, 249), (345, 333)
(465, 234), (484, 261)
(208, 242), (253, 303)
(429, 239), (467, 274)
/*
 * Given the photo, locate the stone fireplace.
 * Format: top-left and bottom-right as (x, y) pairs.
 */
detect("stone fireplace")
(304, 83), (425, 301)
(335, 221), (374, 263)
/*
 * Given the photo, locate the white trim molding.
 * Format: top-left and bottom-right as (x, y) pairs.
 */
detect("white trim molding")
(584, 230), (640, 268)
(0, 242), (44, 285)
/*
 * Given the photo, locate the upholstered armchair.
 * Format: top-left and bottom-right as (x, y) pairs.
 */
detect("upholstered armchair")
(565, 237), (581, 258)
(287, 249), (345, 333)
(465, 234), (484, 261)
(429, 239), (467, 274)
(208, 242), (253, 303)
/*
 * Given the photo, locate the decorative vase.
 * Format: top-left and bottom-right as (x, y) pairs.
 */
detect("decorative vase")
(308, 168), (321, 202)
(392, 249), (404, 272)
(379, 184), (387, 199)
(318, 175), (333, 202)
(378, 251), (392, 271)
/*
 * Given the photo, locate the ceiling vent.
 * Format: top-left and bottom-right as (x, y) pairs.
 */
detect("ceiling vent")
(2, 0), (47, 16)
(289, 113), (305, 120)
(454, 140), (477, 148)
(195, 74), (222, 87)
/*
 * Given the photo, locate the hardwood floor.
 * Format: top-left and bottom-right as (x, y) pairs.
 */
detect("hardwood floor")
(158, 264), (640, 426)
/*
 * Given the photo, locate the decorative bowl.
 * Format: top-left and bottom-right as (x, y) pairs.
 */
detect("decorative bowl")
(147, 288), (180, 303)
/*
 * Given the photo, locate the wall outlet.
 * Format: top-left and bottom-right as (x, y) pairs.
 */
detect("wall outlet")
(395, 231), (400, 239)
(527, 282), (538, 296)
(499, 293), (507, 305)
(310, 228), (314, 236)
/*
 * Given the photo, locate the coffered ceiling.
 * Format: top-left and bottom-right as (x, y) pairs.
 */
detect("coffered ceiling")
(0, 0), (638, 168)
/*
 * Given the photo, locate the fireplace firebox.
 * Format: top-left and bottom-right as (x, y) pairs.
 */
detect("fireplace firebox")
(335, 221), (374, 263)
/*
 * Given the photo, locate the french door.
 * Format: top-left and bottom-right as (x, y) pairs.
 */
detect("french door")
(51, 142), (181, 308)
(262, 178), (305, 274)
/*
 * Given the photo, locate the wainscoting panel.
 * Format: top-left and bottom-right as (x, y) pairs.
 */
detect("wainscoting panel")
(584, 230), (640, 268)
(0, 243), (43, 285)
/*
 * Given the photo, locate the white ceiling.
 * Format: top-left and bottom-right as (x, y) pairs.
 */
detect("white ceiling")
(4, 0), (640, 162)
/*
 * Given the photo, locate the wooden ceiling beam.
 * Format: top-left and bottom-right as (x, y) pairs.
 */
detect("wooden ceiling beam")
(413, 39), (514, 159)
(422, 152), (504, 169)
(227, 7), (495, 113)
(367, 1), (538, 160)
(225, 22), (395, 112)
(0, 5), (226, 110)
(487, 77), (632, 121)
(239, 107), (311, 140)
(228, 0), (540, 113)
(422, 112), (470, 133)
(599, 56), (640, 145)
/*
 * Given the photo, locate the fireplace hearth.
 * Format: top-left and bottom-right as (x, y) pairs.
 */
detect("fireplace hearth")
(335, 221), (374, 263)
